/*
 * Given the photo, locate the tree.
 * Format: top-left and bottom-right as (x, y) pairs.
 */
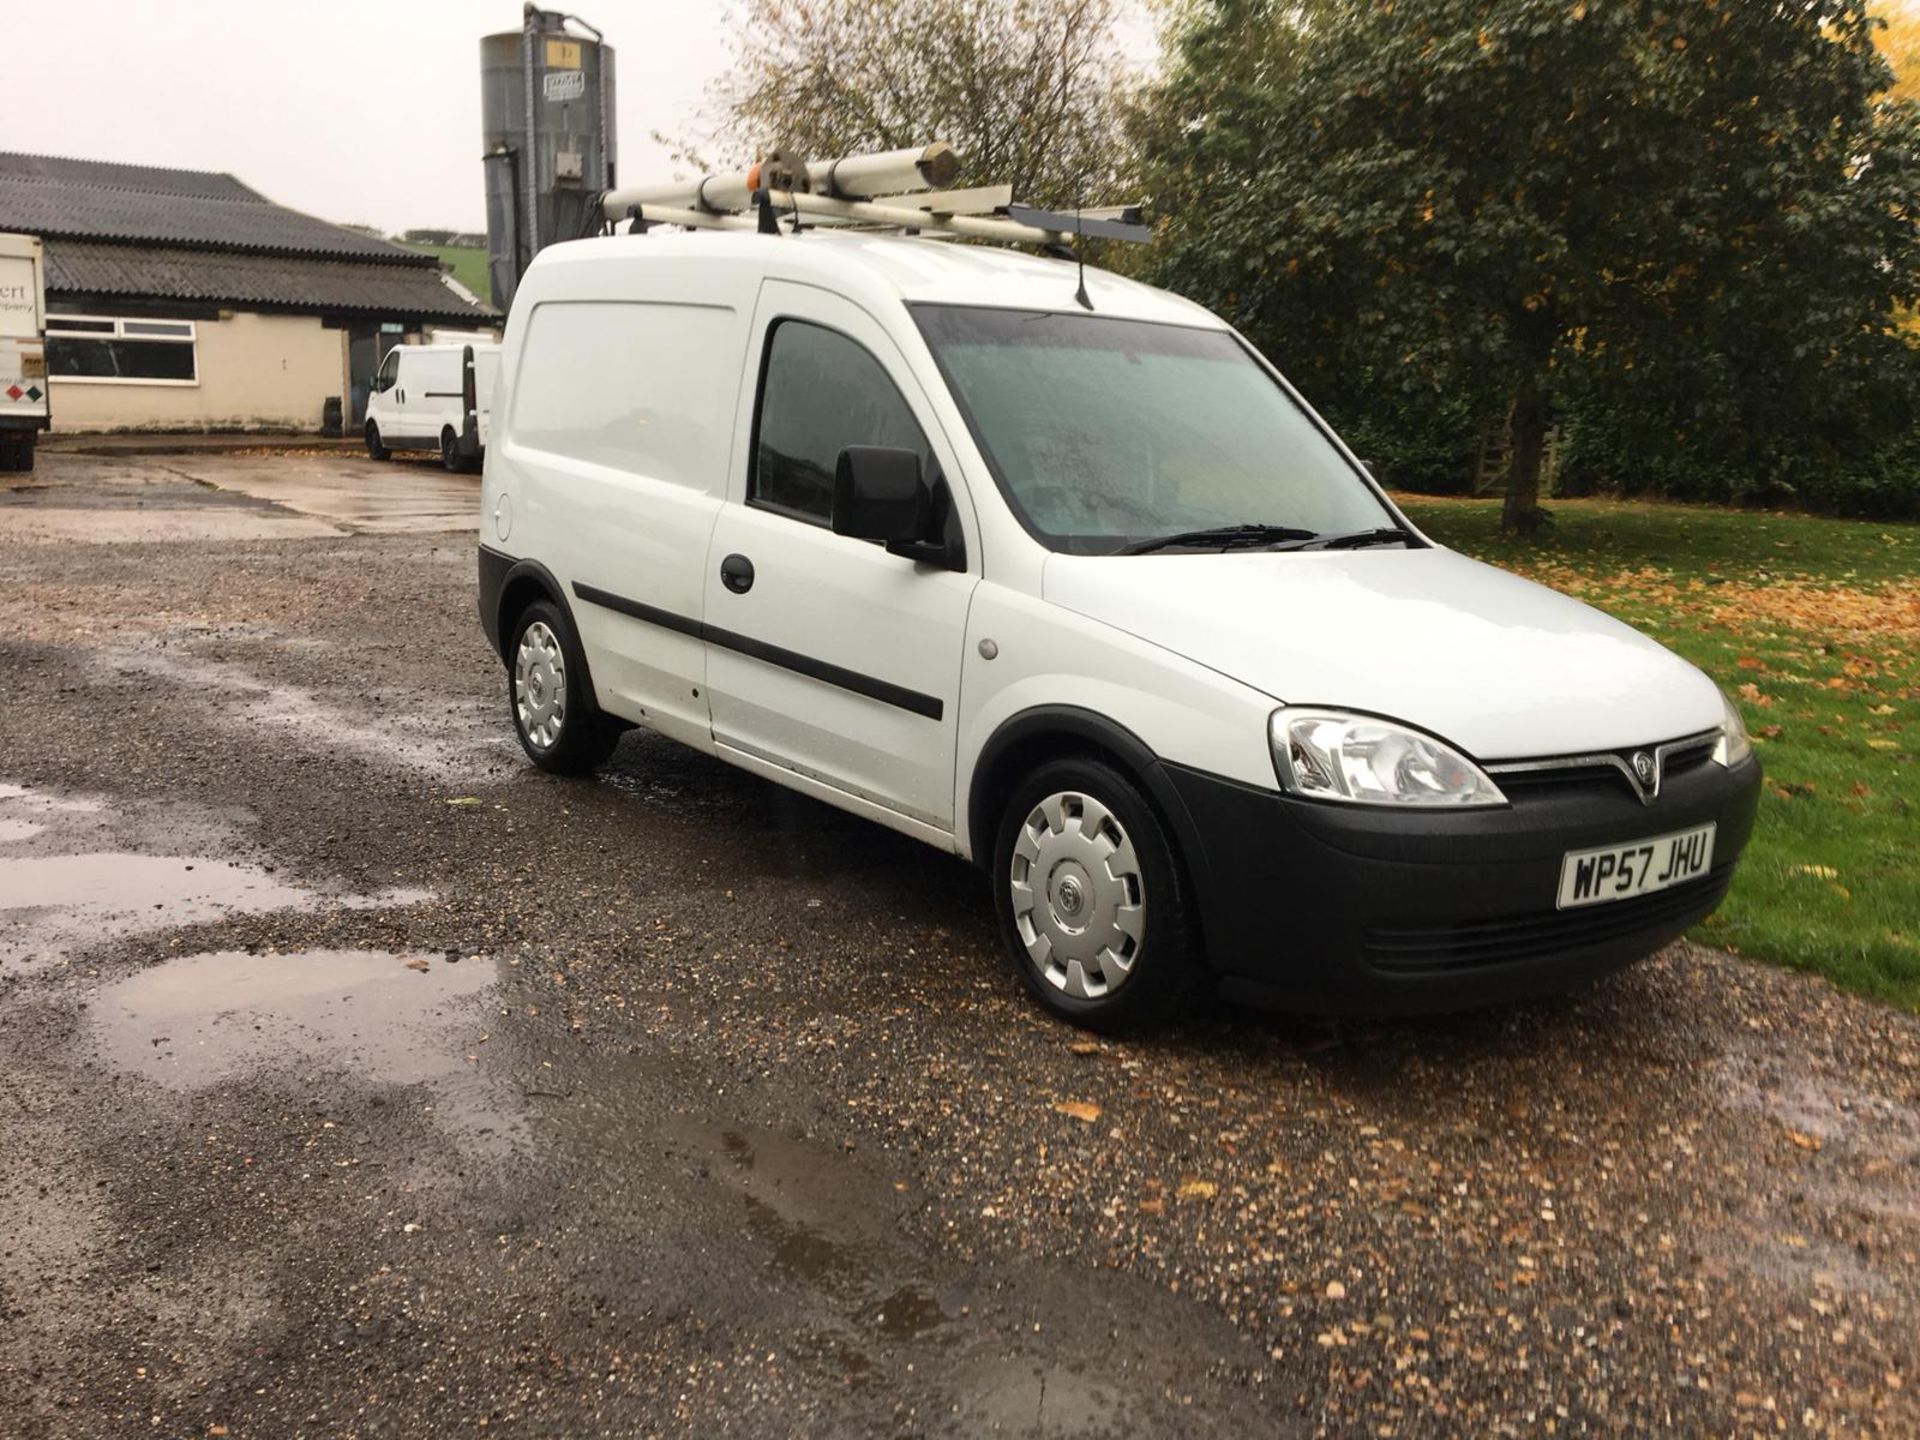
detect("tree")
(682, 0), (1137, 206)
(1880, 0), (1920, 101)
(1141, 0), (1920, 530)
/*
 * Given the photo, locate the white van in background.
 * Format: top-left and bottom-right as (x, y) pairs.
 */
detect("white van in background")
(365, 342), (500, 472)
(0, 232), (49, 474)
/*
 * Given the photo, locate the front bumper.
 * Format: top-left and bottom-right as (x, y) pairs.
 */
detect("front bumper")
(1163, 753), (1762, 1016)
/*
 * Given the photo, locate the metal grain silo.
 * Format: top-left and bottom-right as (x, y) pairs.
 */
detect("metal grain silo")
(480, 6), (617, 310)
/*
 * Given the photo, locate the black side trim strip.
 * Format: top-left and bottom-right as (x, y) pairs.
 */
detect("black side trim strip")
(573, 581), (703, 639)
(570, 582), (943, 721)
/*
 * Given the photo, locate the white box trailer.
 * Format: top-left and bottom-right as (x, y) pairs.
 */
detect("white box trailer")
(0, 232), (48, 473)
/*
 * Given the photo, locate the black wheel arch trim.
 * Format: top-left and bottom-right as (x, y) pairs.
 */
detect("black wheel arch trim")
(479, 548), (603, 705)
(968, 705), (1219, 959)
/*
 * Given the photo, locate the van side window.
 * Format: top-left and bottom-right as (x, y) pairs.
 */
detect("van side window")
(751, 320), (930, 525)
(373, 350), (399, 393)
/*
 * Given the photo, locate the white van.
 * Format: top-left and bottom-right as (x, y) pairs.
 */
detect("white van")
(366, 342), (500, 471)
(476, 231), (1760, 1030)
(0, 231), (49, 473)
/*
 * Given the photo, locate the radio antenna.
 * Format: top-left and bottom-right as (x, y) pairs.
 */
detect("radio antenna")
(1072, 178), (1093, 311)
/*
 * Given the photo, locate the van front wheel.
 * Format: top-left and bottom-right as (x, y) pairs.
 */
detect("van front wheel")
(992, 757), (1200, 1033)
(507, 600), (618, 775)
(365, 421), (388, 461)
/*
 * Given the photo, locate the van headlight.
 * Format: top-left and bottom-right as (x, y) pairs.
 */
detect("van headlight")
(1269, 709), (1507, 807)
(1712, 687), (1753, 767)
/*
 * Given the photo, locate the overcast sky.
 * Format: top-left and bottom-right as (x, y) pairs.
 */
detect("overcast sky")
(10, 1), (1156, 237)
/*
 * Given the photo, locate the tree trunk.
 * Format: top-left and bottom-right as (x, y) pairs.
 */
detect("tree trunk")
(1501, 379), (1550, 534)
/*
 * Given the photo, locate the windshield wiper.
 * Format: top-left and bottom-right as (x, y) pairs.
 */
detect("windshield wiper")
(1288, 526), (1420, 552)
(1116, 523), (1321, 556)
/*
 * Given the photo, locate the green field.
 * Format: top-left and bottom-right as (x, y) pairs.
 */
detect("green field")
(1399, 495), (1920, 1009)
(412, 244), (490, 304)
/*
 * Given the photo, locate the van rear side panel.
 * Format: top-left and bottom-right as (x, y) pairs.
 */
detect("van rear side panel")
(493, 296), (749, 749)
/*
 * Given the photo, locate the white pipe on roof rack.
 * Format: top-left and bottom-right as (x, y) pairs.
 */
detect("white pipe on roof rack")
(764, 190), (1068, 246)
(600, 143), (959, 221)
(627, 204), (758, 232)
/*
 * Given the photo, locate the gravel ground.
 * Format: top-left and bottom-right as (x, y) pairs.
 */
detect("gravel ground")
(1, 452), (1916, 1438)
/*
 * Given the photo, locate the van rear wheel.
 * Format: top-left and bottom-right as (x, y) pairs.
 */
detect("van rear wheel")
(440, 427), (463, 473)
(507, 599), (619, 775)
(992, 757), (1200, 1033)
(365, 421), (388, 462)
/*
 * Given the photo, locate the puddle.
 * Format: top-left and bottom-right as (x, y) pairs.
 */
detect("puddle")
(674, 1120), (901, 1268)
(667, 1118), (953, 1337)
(863, 1283), (949, 1338)
(0, 782), (428, 973)
(958, 1360), (1123, 1438)
(90, 948), (527, 1157)
(93, 948), (496, 1088)
(0, 848), (412, 972)
(0, 853), (310, 921)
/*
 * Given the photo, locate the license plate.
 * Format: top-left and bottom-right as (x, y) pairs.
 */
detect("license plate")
(1557, 823), (1716, 909)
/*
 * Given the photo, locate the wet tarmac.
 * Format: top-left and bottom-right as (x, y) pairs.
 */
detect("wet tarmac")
(2, 452), (1917, 1437)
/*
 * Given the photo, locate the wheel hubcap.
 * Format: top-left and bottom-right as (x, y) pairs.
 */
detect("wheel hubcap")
(514, 621), (566, 748)
(1009, 790), (1145, 999)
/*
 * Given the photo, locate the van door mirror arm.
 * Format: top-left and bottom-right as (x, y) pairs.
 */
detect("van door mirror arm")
(884, 536), (962, 570)
(885, 470), (965, 570)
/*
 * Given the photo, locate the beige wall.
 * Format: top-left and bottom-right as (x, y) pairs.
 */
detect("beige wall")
(48, 309), (344, 432)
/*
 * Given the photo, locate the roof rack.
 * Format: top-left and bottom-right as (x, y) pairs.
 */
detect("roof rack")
(597, 142), (1147, 248)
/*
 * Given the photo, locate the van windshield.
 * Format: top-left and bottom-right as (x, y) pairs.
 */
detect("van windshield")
(911, 305), (1397, 556)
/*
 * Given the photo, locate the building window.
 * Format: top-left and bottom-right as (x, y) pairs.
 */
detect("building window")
(46, 315), (197, 385)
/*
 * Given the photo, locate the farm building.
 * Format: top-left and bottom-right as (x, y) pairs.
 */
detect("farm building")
(0, 152), (499, 433)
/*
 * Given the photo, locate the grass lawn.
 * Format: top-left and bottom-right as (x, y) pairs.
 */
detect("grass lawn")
(411, 244), (490, 304)
(1397, 494), (1920, 1010)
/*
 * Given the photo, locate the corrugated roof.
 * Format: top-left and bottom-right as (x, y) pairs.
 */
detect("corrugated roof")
(0, 151), (426, 261)
(47, 240), (498, 323)
(0, 152), (263, 202)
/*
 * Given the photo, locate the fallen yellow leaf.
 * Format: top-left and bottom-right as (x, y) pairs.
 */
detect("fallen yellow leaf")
(1053, 1100), (1101, 1124)
(1176, 1177), (1217, 1199)
(1785, 1129), (1822, 1152)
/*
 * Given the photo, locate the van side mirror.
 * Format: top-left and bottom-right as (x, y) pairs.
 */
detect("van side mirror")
(832, 446), (927, 545)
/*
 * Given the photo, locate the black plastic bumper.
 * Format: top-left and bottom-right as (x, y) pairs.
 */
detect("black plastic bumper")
(1163, 753), (1762, 1016)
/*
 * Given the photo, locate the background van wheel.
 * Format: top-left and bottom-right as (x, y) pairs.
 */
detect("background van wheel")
(992, 756), (1201, 1033)
(507, 599), (619, 774)
(440, 427), (463, 473)
(365, 421), (389, 462)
